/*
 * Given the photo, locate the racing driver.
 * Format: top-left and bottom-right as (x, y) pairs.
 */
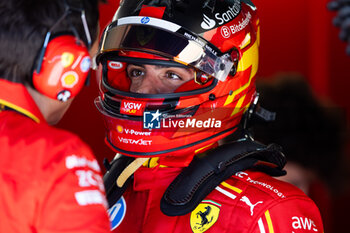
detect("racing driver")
(95, 0), (325, 232)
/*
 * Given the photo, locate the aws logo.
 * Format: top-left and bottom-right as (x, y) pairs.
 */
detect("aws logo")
(292, 216), (319, 232)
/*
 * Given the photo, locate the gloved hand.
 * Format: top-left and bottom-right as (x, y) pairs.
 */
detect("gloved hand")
(328, 0), (350, 55)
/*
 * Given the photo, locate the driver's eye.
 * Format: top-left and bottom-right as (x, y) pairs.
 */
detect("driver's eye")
(129, 69), (144, 78)
(166, 72), (182, 80)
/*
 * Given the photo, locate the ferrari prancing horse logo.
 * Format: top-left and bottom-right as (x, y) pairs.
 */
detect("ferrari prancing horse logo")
(190, 200), (221, 233)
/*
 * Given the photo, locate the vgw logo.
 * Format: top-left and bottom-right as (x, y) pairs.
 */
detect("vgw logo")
(120, 100), (144, 115)
(143, 110), (161, 129)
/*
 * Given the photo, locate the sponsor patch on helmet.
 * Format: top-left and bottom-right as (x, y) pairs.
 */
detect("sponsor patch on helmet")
(221, 26), (231, 39)
(141, 16), (150, 24)
(120, 100), (145, 116)
(220, 11), (252, 39)
(80, 56), (91, 72)
(108, 61), (124, 70)
(190, 200), (221, 233)
(108, 196), (126, 230)
(215, 0), (241, 26)
(116, 125), (124, 133)
(201, 14), (216, 30)
(61, 52), (75, 67)
(61, 71), (79, 88)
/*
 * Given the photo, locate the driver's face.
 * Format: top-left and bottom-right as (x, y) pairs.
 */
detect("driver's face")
(127, 64), (194, 94)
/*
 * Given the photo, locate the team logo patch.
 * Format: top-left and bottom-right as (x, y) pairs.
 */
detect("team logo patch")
(61, 71), (79, 88)
(61, 52), (74, 67)
(108, 196), (127, 230)
(80, 56), (91, 72)
(190, 200), (221, 233)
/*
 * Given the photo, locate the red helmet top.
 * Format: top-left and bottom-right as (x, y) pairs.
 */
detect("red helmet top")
(95, 0), (260, 163)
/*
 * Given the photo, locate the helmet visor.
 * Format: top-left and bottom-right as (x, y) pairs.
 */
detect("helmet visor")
(98, 16), (233, 82)
(103, 56), (217, 95)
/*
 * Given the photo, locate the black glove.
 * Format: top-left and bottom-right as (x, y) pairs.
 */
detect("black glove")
(328, 0), (350, 55)
(103, 155), (135, 208)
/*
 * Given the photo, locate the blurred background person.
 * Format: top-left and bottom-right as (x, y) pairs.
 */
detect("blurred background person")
(252, 74), (347, 233)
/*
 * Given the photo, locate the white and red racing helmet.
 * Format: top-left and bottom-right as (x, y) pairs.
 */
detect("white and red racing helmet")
(95, 0), (260, 160)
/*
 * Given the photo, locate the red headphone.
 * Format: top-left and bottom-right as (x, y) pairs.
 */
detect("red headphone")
(32, 0), (92, 102)
(32, 34), (90, 102)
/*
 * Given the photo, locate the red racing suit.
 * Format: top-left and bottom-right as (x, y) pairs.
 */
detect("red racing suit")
(109, 159), (324, 233)
(0, 79), (110, 233)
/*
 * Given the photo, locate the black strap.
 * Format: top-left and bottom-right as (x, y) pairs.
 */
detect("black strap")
(160, 139), (286, 216)
(103, 139), (286, 214)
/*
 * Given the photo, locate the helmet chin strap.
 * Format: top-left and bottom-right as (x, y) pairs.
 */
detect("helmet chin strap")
(116, 157), (149, 187)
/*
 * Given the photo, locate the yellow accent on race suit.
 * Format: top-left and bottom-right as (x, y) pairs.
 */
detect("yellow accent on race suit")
(265, 210), (275, 233)
(0, 99), (40, 123)
(221, 181), (243, 194)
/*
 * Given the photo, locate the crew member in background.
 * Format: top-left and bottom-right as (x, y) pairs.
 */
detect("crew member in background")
(0, 0), (110, 232)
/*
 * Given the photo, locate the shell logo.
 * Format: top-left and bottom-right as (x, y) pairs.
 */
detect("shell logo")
(61, 71), (79, 88)
(61, 52), (75, 67)
(116, 125), (123, 133)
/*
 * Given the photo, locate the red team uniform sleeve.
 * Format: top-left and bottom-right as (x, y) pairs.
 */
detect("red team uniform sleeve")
(249, 197), (324, 233)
